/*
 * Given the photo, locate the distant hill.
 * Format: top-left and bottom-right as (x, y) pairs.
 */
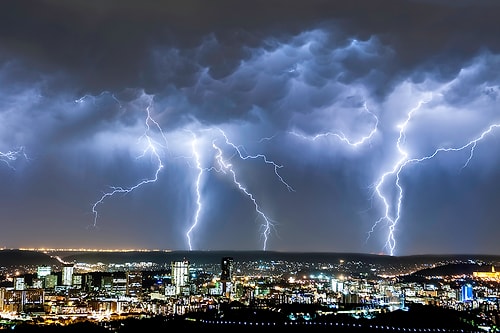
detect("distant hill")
(413, 263), (481, 276)
(409, 262), (497, 277)
(55, 250), (500, 278)
(59, 250), (395, 265)
(2, 249), (500, 273)
(58, 251), (500, 266)
(0, 249), (60, 267)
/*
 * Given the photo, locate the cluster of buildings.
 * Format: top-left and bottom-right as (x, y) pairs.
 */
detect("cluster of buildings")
(0, 254), (499, 328)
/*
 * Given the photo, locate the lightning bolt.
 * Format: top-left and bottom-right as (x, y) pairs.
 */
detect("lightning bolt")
(185, 132), (207, 251)
(0, 147), (28, 170)
(211, 139), (277, 250)
(289, 101), (379, 147)
(370, 96), (500, 256)
(75, 91), (122, 106)
(91, 97), (166, 228)
(218, 128), (295, 192)
(184, 128), (293, 250)
(369, 98), (430, 255)
(215, 128), (296, 249)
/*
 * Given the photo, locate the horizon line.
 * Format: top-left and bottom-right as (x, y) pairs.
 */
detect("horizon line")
(0, 248), (499, 257)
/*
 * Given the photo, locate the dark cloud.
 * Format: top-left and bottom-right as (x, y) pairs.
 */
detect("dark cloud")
(2, 0), (500, 94)
(1, 0), (500, 255)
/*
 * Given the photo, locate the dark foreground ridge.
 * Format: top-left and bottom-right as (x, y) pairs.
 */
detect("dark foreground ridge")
(7, 304), (482, 333)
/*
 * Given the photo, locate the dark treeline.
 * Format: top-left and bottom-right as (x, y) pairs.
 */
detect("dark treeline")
(8, 303), (479, 333)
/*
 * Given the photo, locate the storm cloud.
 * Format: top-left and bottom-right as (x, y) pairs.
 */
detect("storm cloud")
(1, 0), (500, 255)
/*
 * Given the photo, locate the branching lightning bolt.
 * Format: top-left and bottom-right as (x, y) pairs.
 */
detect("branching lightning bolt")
(75, 91), (122, 106)
(289, 102), (379, 147)
(185, 128), (293, 250)
(91, 99), (166, 228)
(370, 96), (500, 256)
(211, 139), (277, 250)
(87, 95), (292, 250)
(0, 147), (28, 170)
(369, 98), (430, 255)
(218, 128), (295, 192)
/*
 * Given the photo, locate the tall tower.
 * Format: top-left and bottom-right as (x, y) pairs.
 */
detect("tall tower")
(62, 263), (74, 286)
(0, 288), (4, 311)
(171, 260), (190, 295)
(14, 277), (25, 290)
(221, 257), (233, 296)
(126, 271), (143, 297)
(37, 266), (51, 279)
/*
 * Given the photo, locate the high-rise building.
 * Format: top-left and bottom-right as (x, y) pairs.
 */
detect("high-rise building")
(72, 275), (82, 289)
(221, 257), (233, 282)
(220, 257), (233, 296)
(171, 260), (190, 295)
(102, 276), (113, 291)
(112, 277), (127, 295)
(0, 288), (4, 311)
(44, 275), (57, 289)
(32, 279), (43, 289)
(460, 284), (473, 302)
(62, 263), (74, 286)
(14, 277), (25, 291)
(126, 271), (143, 297)
(37, 266), (51, 279)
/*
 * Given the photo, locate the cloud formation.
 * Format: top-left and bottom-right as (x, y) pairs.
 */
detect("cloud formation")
(1, 0), (500, 255)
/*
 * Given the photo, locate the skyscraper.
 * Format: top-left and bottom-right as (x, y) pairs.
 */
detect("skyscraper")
(221, 257), (233, 282)
(14, 277), (25, 291)
(62, 263), (74, 286)
(460, 284), (473, 302)
(171, 260), (190, 295)
(221, 257), (233, 296)
(126, 271), (143, 297)
(37, 266), (51, 279)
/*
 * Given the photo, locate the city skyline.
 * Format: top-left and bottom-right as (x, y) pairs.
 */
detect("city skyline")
(1, 0), (500, 255)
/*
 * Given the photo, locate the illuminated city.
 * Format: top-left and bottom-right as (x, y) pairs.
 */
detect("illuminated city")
(1, 249), (500, 331)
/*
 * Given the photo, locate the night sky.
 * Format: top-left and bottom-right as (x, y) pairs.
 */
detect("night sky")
(1, 0), (500, 255)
